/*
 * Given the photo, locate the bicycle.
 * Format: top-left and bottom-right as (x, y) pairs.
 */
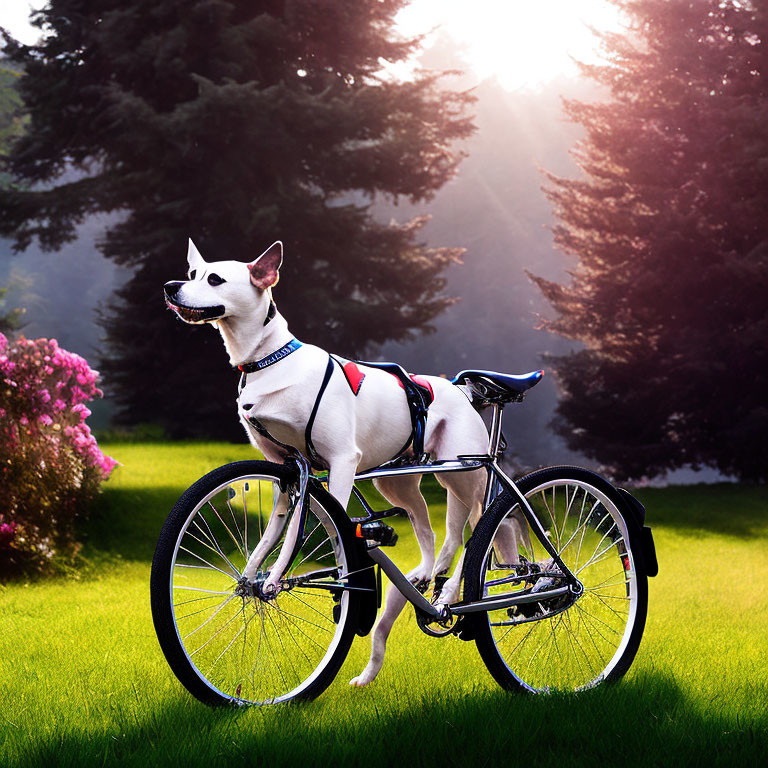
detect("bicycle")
(150, 368), (658, 705)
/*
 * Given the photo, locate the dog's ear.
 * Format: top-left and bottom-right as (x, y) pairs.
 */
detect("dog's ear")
(187, 238), (206, 270)
(249, 241), (283, 290)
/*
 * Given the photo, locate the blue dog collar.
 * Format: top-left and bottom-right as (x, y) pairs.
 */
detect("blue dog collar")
(237, 339), (302, 373)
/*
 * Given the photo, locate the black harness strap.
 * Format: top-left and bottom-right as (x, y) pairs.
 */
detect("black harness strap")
(304, 355), (336, 470)
(241, 346), (433, 471)
(263, 299), (277, 326)
(245, 413), (298, 458)
(355, 361), (433, 461)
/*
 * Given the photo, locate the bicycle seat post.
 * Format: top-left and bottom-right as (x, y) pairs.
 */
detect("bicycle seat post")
(488, 403), (504, 458)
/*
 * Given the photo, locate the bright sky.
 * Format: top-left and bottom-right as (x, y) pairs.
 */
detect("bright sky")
(0, 1), (46, 45)
(394, 0), (621, 90)
(1, 0), (621, 91)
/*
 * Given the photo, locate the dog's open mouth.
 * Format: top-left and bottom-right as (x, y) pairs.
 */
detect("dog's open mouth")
(165, 296), (226, 324)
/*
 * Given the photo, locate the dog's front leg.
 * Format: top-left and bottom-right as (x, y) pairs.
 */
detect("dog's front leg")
(326, 452), (361, 511)
(261, 453), (360, 594)
(242, 489), (290, 581)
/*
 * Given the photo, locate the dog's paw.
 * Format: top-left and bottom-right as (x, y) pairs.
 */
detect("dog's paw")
(407, 565), (433, 593)
(410, 577), (431, 594)
(435, 579), (460, 607)
(349, 673), (374, 687)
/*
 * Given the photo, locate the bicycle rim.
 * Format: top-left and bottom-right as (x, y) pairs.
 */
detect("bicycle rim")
(168, 474), (351, 704)
(480, 478), (641, 692)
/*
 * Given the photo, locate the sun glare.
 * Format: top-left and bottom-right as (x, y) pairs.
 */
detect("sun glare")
(0, 1), (620, 90)
(395, 0), (622, 91)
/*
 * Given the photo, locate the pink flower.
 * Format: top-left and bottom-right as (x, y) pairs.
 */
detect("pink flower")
(39, 414), (53, 426)
(0, 520), (17, 548)
(71, 403), (91, 419)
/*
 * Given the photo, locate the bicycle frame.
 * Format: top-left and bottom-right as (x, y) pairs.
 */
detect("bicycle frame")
(280, 402), (582, 621)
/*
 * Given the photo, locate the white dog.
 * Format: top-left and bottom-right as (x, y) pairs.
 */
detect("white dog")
(164, 239), (511, 687)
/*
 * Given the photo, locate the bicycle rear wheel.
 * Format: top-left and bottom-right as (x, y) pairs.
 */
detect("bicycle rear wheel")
(464, 466), (648, 693)
(151, 460), (361, 705)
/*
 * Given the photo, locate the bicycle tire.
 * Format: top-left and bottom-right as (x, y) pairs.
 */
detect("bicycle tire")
(150, 460), (363, 706)
(464, 465), (649, 693)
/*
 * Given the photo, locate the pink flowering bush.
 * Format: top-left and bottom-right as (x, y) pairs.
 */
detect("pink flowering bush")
(0, 332), (117, 577)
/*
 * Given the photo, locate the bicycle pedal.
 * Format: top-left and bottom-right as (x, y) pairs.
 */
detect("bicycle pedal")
(356, 520), (398, 547)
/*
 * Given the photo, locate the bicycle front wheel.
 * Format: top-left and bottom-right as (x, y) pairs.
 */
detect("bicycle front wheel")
(464, 466), (648, 693)
(150, 460), (361, 706)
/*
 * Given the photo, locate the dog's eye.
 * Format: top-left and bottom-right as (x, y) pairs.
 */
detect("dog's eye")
(188, 270), (196, 280)
(207, 274), (226, 286)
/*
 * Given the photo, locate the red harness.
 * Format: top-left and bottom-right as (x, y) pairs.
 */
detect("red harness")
(339, 361), (434, 404)
(340, 361), (366, 395)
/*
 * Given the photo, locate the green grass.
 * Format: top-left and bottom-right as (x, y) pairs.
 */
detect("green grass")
(1, 442), (767, 767)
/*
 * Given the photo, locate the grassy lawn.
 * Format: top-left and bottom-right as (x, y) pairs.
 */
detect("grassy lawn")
(1, 442), (767, 767)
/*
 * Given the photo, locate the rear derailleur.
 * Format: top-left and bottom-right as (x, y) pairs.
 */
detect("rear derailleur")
(506, 558), (571, 623)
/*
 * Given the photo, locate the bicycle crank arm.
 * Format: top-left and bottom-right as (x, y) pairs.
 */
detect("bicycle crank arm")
(448, 585), (571, 615)
(367, 547), (443, 619)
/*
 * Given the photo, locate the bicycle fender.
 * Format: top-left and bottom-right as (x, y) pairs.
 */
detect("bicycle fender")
(307, 478), (379, 636)
(348, 545), (378, 636)
(617, 487), (659, 577)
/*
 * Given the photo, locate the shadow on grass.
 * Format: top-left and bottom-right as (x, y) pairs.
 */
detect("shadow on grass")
(9, 672), (768, 768)
(80, 486), (184, 562)
(85, 478), (767, 569)
(633, 483), (768, 539)
(82, 475), (450, 564)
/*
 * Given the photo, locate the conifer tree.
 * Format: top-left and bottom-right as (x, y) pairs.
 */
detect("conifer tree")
(0, 1), (473, 437)
(533, 0), (768, 481)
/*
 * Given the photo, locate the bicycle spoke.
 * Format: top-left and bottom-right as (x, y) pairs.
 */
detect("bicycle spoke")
(558, 483), (578, 549)
(285, 590), (335, 625)
(584, 590), (630, 619)
(174, 593), (226, 608)
(270, 601), (330, 653)
(540, 489), (559, 548)
(207, 500), (248, 567)
(207, 604), (259, 676)
(577, 521), (621, 572)
(178, 544), (239, 581)
(264, 604), (300, 685)
(173, 585), (232, 595)
(183, 594), (238, 640)
(188, 603), (243, 657)
(184, 525), (241, 574)
(163, 468), (356, 705)
(576, 539), (625, 576)
(176, 596), (234, 622)
(557, 491), (592, 556)
(225, 492), (246, 561)
(193, 513), (242, 578)
(484, 477), (640, 693)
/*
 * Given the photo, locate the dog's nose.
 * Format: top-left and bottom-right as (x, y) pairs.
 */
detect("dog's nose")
(164, 281), (184, 299)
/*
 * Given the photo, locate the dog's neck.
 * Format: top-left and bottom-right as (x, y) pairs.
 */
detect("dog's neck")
(215, 305), (294, 368)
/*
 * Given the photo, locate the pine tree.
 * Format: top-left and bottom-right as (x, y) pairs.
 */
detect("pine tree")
(532, 0), (768, 481)
(0, 1), (473, 438)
